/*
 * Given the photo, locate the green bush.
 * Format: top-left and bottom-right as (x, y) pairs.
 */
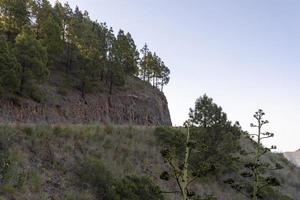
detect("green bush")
(0, 151), (26, 192)
(76, 156), (113, 199)
(76, 156), (165, 200)
(112, 176), (165, 200)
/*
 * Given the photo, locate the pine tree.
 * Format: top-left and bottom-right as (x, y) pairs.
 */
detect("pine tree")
(160, 62), (170, 92)
(60, 2), (74, 72)
(106, 28), (125, 94)
(31, 0), (63, 65)
(0, 35), (20, 94)
(41, 15), (63, 65)
(139, 44), (170, 90)
(115, 30), (139, 75)
(68, 8), (104, 98)
(140, 44), (148, 81)
(157, 95), (241, 200)
(0, 0), (30, 40)
(15, 26), (48, 96)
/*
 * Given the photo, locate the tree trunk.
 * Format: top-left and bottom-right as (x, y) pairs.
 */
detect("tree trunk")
(182, 126), (191, 200)
(81, 80), (85, 99)
(19, 62), (26, 95)
(253, 121), (261, 200)
(109, 71), (113, 95)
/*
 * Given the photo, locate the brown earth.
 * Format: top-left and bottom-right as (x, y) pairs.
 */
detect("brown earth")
(0, 76), (172, 125)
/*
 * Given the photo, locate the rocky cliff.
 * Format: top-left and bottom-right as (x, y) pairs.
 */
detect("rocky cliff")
(0, 76), (172, 125)
(284, 149), (300, 167)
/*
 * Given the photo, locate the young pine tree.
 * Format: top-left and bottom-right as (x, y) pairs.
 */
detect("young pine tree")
(115, 30), (139, 76)
(157, 94), (241, 200)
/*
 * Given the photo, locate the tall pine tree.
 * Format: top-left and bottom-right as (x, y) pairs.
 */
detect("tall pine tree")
(15, 26), (48, 96)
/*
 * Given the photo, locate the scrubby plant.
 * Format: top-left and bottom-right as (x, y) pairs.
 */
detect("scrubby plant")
(0, 150), (26, 194)
(224, 110), (283, 199)
(76, 156), (113, 199)
(112, 176), (165, 200)
(76, 156), (165, 199)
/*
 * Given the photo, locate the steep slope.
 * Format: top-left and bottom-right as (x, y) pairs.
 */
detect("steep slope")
(0, 125), (299, 200)
(0, 76), (171, 126)
(284, 149), (300, 167)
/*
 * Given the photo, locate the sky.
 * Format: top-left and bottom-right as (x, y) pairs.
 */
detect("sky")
(50, 0), (300, 152)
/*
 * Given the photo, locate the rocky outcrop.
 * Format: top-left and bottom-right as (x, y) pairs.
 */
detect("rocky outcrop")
(284, 149), (300, 167)
(0, 78), (172, 126)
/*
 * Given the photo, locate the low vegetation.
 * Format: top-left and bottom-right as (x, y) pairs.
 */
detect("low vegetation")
(0, 123), (299, 199)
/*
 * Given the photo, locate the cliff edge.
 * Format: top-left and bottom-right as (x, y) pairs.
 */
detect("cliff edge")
(0, 76), (172, 125)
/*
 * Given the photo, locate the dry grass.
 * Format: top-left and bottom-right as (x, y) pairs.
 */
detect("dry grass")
(0, 125), (299, 200)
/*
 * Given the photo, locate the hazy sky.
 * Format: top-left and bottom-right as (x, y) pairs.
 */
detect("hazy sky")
(50, 0), (300, 152)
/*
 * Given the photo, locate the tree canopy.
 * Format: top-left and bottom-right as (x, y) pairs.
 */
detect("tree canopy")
(0, 0), (170, 99)
(155, 94), (242, 199)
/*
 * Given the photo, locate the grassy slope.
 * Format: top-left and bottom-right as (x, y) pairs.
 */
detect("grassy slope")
(0, 125), (299, 200)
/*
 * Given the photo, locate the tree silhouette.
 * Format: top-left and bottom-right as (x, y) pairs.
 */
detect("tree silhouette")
(224, 109), (282, 199)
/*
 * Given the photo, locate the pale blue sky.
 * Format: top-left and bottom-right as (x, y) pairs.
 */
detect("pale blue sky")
(50, 0), (300, 151)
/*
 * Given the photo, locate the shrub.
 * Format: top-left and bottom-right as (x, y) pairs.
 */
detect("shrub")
(112, 176), (165, 200)
(76, 156), (113, 199)
(76, 157), (165, 200)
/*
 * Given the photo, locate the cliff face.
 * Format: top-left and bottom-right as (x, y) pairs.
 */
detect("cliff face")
(284, 149), (300, 167)
(0, 77), (172, 125)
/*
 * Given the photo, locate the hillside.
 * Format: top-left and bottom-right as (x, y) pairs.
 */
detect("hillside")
(0, 125), (299, 200)
(0, 0), (171, 126)
(284, 149), (300, 167)
(0, 74), (171, 125)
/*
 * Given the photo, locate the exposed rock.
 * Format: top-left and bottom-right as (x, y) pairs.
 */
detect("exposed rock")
(284, 149), (300, 167)
(0, 77), (171, 126)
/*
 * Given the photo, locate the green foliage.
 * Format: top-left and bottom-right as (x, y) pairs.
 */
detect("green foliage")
(76, 156), (165, 200)
(0, 125), (299, 199)
(40, 14), (64, 64)
(115, 30), (139, 75)
(155, 95), (242, 199)
(225, 110), (283, 200)
(188, 94), (227, 128)
(112, 176), (165, 200)
(188, 95), (241, 173)
(154, 126), (186, 158)
(0, 150), (26, 194)
(140, 43), (170, 91)
(0, 0), (170, 97)
(0, 0), (30, 39)
(15, 26), (48, 96)
(76, 156), (114, 199)
(0, 35), (20, 95)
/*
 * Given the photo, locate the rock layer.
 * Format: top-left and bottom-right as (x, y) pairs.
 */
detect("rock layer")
(0, 78), (172, 126)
